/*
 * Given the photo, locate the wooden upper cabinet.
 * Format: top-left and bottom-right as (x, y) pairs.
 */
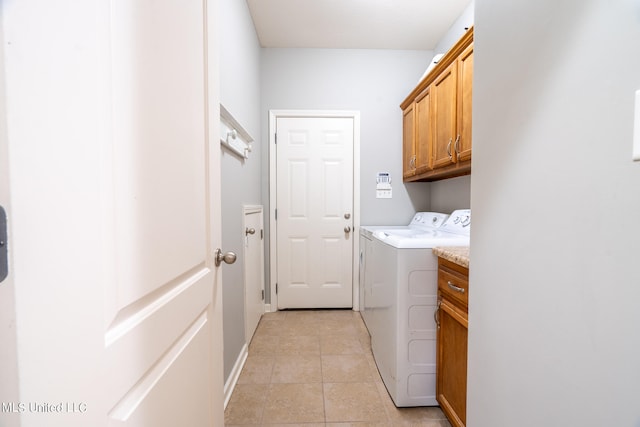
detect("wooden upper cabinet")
(431, 61), (458, 170)
(415, 86), (432, 174)
(400, 27), (473, 182)
(402, 102), (416, 179)
(456, 42), (473, 163)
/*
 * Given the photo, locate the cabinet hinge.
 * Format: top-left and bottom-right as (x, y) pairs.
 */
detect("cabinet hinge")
(275, 283), (278, 294)
(275, 133), (277, 144)
(0, 205), (7, 283)
(261, 289), (264, 300)
(275, 209), (277, 220)
(261, 229), (264, 240)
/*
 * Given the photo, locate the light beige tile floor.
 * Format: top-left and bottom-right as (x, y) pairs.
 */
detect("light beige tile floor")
(224, 309), (452, 427)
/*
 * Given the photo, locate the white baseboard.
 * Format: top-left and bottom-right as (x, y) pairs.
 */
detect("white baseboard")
(223, 343), (248, 409)
(264, 303), (272, 313)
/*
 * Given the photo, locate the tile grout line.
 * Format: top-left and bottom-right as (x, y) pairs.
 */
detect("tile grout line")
(227, 310), (451, 427)
(320, 340), (327, 425)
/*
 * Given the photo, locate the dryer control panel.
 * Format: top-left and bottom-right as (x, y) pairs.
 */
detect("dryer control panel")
(440, 209), (471, 235)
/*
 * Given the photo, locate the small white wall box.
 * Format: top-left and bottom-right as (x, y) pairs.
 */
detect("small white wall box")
(376, 172), (392, 198)
(220, 104), (254, 159)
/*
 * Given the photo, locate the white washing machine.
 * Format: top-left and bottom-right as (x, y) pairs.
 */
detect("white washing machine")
(359, 212), (449, 331)
(364, 209), (470, 407)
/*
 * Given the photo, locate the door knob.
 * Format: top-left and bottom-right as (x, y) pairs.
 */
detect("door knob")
(344, 226), (351, 233)
(214, 248), (237, 267)
(245, 227), (256, 235)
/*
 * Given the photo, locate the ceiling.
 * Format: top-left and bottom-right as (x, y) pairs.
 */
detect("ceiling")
(246, 0), (472, 50)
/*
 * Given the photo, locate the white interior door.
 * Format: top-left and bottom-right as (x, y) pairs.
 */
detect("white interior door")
(276, 116), (354, 309)
(2, 1), (225, 426)
(243, 205), (265, 342)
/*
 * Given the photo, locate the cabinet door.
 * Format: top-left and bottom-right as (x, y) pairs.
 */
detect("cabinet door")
(431, 61), (458, 169)
(402, 103), (416, 179)
(437, 298), (468, 427)
(415, 87), (432, 174)
(456, 43), (473, 163)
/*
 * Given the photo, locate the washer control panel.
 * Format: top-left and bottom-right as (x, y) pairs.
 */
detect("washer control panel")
(409, 212), (449, 229)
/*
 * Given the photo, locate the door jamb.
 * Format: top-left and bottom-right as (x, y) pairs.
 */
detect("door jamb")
(268, 110), (361, 311)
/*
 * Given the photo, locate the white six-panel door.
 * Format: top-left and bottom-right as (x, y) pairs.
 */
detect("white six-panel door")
(2, 0), (225, 426)
(275, 116), (354, 309)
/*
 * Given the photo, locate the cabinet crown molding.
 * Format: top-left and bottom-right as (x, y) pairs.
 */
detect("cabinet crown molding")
(401, 26), (474, 110)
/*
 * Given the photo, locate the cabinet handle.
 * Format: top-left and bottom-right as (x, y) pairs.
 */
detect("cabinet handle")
(434, 300), (441, 329)
(447, 281), (465, 293)
(454, 134), (460, 158)
(447, 138), (453, 160)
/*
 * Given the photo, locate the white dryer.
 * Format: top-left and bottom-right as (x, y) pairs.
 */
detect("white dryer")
(365, 209), (470, 407)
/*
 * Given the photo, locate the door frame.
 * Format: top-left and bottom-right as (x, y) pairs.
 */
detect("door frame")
(268, 110), (361, 311)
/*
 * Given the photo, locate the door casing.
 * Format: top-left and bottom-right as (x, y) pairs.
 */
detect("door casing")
(268, 110), (360, 311)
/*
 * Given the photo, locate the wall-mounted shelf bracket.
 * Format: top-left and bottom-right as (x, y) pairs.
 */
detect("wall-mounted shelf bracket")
(220, 104), (254, 160)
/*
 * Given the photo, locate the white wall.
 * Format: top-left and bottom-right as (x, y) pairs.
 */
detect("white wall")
(433, 0), (475, 57)
(429, 175), (470, 213)
(469, 1), (640, 425)
(219, 0), (262, 382)
(261, 48), (433, 226)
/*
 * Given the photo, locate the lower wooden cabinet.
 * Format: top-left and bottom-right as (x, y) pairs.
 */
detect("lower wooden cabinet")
(436, 258), (469, 427)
